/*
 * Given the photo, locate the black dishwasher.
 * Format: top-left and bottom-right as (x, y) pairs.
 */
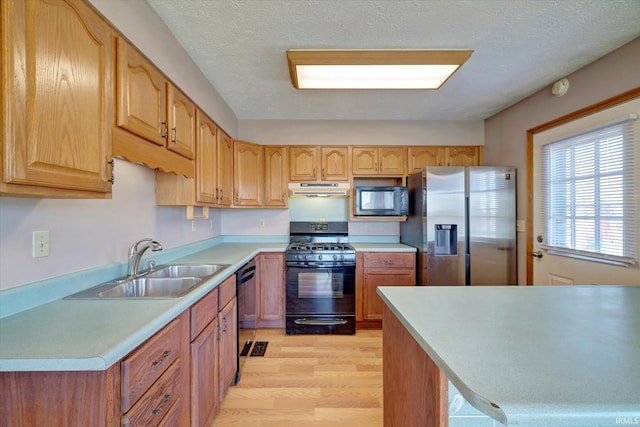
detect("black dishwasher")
(235, 257), (257, 384)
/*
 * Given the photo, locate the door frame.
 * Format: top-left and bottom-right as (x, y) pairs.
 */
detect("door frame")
(525, 87), (640, 285)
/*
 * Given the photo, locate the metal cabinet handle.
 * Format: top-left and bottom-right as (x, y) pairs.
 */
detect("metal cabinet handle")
(152, 394), (172, 415)
(161, 122), (168, 140)
(108, 159), (115, 184)
(532, 250), (543, 259)
(222, 316), (228, 333)
(151, 350), (171, 367)
(171, 127), (177, 144)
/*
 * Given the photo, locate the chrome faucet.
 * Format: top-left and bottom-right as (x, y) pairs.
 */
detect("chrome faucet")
(127, 238), (163, 277)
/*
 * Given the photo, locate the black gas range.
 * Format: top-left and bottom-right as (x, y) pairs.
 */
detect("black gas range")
(285, 222), (356, 335)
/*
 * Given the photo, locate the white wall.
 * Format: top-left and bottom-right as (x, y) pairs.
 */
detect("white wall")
(239, 120), (484, 147)
(484, 37), (640, 285)
(87, 0), (238, 137)
(0, 160), (221, 290)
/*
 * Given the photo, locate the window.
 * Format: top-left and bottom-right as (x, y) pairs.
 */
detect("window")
(539, 115), (638, 266)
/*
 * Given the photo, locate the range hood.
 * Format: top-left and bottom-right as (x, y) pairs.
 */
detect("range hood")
(288, 182), (351, 197)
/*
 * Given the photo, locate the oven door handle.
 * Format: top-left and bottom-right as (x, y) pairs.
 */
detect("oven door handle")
(293, 318), (349, 326)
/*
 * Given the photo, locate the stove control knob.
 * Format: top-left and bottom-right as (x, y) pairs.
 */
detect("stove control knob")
(340, 255), (344, 261)
(318, 255), (323, 260)
(333, 254), (338, 260)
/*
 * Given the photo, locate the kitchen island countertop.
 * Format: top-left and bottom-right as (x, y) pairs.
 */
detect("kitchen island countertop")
(378, 285), (640, 427)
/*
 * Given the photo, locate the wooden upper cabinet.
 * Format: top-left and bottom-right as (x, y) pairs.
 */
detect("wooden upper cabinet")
(321, 147), (350, 181)
(444, 146), (482, 166)
(116, 37), (166, 146)
(233, 140), (263, 207)
(408, 146), (443, 173)
(114, 36), (194, 177)
(264, 146), (288, 207)
(378, 147), (405, 175)
(1, 0), (113, 197)
(195, 111), (218, 204)
(167, 84), (196, 159)
(408, 146), (482, 172)
(289, 146), (318, 181)
(352, 147), (405, 176)
(216, 131), (234, 207)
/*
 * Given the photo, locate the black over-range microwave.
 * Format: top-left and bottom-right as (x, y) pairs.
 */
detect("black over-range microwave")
(354, 186), (408, 216)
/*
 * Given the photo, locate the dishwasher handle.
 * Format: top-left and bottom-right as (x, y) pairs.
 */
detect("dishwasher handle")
(236, 259), (257, 285)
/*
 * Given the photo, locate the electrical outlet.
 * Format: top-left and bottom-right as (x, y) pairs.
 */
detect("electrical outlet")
(258, 218), (265, 228)
(33, 230), (50, 258)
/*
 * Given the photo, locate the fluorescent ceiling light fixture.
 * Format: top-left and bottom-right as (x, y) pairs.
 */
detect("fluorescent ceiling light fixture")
(287, 49), (472, 89)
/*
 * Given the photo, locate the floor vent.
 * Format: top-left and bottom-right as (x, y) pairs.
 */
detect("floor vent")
(250, 341), (268, 357)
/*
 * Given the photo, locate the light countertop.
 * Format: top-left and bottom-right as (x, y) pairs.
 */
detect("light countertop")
(0, 240), (413, 372)
(0, 243), (285, 371)
(350, 243), (415, 252)
(377, 285), (640, 427)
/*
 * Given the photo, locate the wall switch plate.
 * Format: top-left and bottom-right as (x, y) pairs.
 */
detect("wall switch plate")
(516, 220), (525, 233)
(33, 230), (50, 258)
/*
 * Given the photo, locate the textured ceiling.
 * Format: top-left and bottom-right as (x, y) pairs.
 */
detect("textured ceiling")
(146, 0), (640, 121)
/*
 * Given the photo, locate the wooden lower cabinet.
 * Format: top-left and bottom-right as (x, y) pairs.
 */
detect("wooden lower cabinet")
(120, 312), (190, 426)
(217, 273), (238, 402)
(0, 276), (244, 427)
(190, 318), (219, 427)
(356, 252), (416, 327)
(190, 284), (221, 427)
(383, 305), (448, 426)
(256, 252), (285, 328)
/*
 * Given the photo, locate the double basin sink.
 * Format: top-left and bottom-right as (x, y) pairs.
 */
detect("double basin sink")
(68, 264), (230, 299)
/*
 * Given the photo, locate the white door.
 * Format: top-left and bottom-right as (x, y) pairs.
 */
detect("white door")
(532, 97), (640, 285)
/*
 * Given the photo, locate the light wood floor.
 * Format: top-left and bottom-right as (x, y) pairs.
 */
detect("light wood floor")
(211, 329), (383, 427)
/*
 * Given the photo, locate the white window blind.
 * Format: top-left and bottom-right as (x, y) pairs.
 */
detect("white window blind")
(539, 114), (638, 266)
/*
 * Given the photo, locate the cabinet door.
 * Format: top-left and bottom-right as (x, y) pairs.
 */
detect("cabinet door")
(321, 147), (349, 181)
(363, 269), (415, 321)
(216, 131), (234, 206)
(167, 84), (196, 159)
(218, 297), (237, 401)
(2, 0), (113, 194)
(191, 319), (218, 427)
(351, 147), (378, 175)
(289, 146), (318, 181)
(408, 146), (444, 173)
(264, 146), (288, 207)
(234, 140), (263, 206)
(195, 111), (218, 204)
(444, 146), (481, 166)
(258, 253), (285, 328)
(378, 147), (406, 175)
(116, 37), (166, 146)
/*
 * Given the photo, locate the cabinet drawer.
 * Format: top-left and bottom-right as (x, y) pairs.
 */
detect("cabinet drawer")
(122, 359), (182, 427)
(191, 288), (219, 341)
(121, 317), (182, 412)
(363, 252), (415, 269)
(218, 275), (236, 311)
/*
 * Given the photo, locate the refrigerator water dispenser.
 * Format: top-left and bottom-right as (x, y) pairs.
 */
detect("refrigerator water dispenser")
(435, 224), (457, 255)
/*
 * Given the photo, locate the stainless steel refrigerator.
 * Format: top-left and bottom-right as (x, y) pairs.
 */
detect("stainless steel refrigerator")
(400, 167), (517, 286)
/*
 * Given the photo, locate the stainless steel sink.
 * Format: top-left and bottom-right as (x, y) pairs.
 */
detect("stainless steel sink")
(97, 277), (202, 298)
(145, 264), (229, 278)
(67, 264), (230, 299)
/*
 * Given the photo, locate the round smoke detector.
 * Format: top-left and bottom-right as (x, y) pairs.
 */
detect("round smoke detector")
(551, 78), (570, 97)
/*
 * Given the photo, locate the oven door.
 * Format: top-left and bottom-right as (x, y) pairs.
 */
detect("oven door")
(285, 265), (355, 316)
(285, 265), (356, 335)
